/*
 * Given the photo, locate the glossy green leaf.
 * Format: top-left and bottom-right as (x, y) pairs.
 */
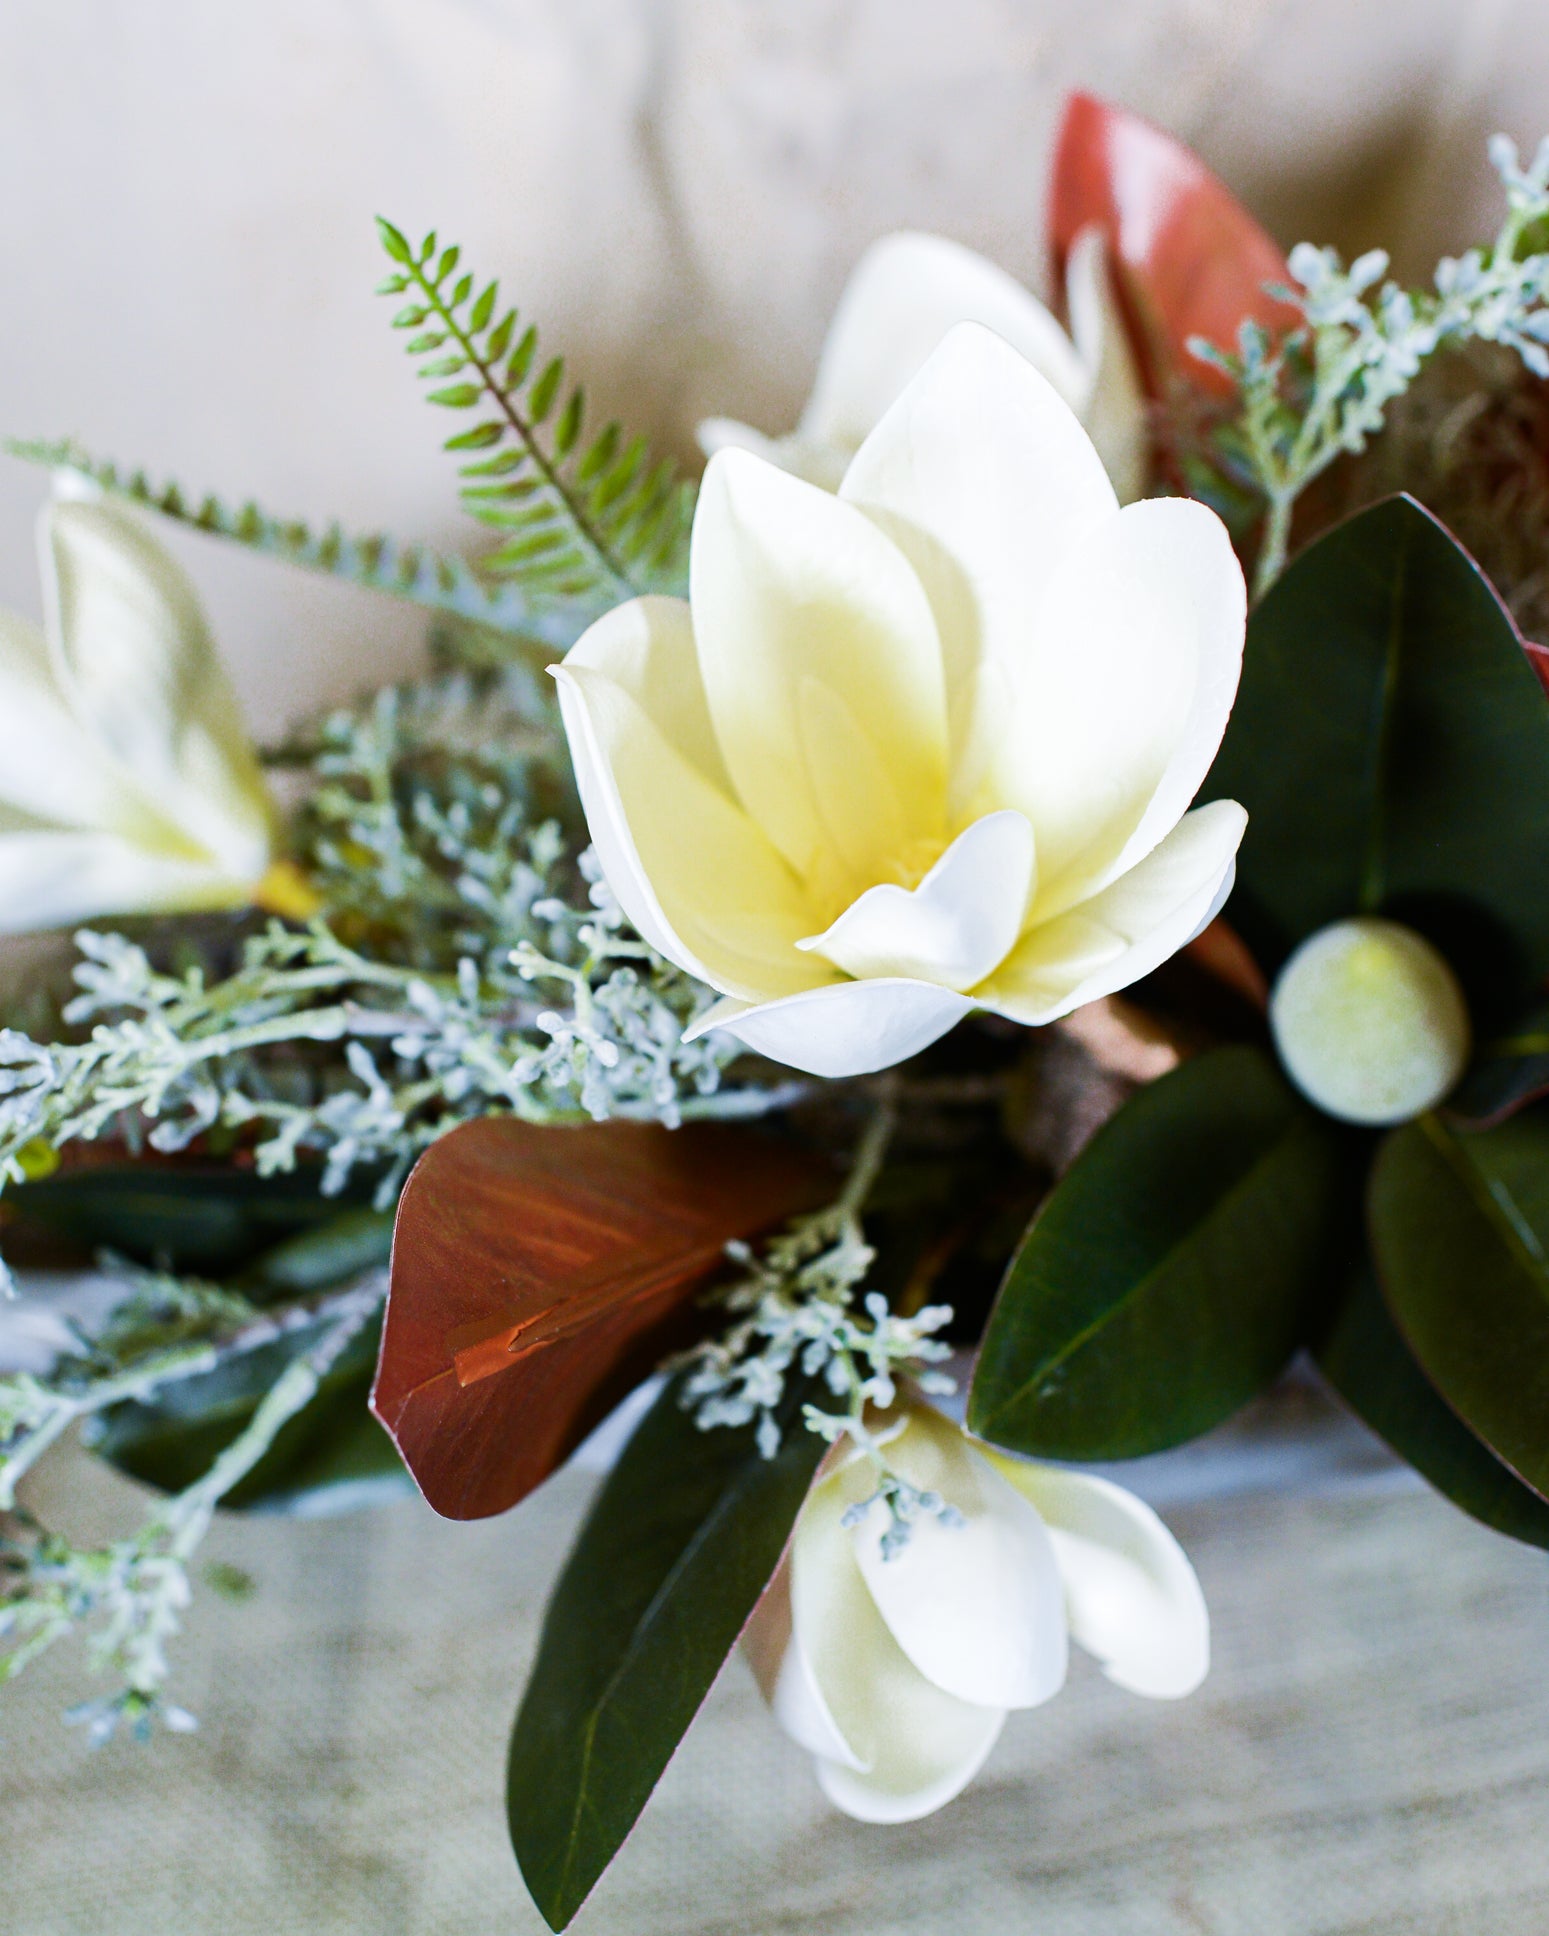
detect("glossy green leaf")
(508, 1375), (823, 1930)
(1446, 995), (1549, 1127)
(92, 1314), (408, 1513)
(1206, 496), (1549, 1019)
(969, 1045), (1352, 1459)
(92, 1208), (404, 1515)
(10, 1166), (367, 1274)
(1369, 1108), (1549, 1499)
(1318, 1265), (1549, 1549)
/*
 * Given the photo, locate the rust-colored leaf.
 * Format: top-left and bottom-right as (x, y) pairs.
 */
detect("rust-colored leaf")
(1184, 916), (1270, 1013)
(370, 1118), (832, 1520)
(1049, 91), (1298, 397)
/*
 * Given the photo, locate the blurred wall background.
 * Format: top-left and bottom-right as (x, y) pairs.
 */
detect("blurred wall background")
(0, 0), (1539, 738)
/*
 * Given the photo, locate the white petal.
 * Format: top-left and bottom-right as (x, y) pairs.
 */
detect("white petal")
(792, 1465), (1008, 1824)
(40, 499), (271, 875)
(552, 654), (825, 1000)
(839, 1405), (1068, 1710)
(696, 418), (849, 492)
(840, 323), (1118, 800)
(691, 449), (948, 888)
(742, 1553), (866, 1769)
(1064, 226), (1149, 506)
(0, 828), (253, 934)
(563, 593), (732, 794)
(683, 978), (974, 1078)
(979, 800), (1246, 1025)
(0, 612), (150, 832)
(804, 232), (1088, 458)
(992, 495), (1246, 920)
(980, 1454), (1209, 1700)
(797, 809), (1034, 992)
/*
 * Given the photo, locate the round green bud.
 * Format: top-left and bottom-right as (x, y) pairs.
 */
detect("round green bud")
(1269, 917), (1470, 1126)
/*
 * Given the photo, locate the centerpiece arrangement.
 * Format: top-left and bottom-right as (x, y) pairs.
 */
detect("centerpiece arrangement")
(5, 92), (1549, 1930)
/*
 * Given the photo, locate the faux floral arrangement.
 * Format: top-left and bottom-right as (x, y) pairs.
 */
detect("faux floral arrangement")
(5, 92), (1549, 1929)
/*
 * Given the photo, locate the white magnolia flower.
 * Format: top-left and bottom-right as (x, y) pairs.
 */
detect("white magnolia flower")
(743, 1402), (1209, 1823)
(699, 228), (1148, 503)
(0, 495), (288, 933)
(554, 323), (1247, 1080)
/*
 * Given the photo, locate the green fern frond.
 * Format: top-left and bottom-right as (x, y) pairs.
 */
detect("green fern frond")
(376, 219), (695, 608)
(4, 439), (594, 652)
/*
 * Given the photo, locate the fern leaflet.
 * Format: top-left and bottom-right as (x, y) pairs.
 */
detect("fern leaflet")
(5, 440), (599, 651)
(376, 220), (694, 610)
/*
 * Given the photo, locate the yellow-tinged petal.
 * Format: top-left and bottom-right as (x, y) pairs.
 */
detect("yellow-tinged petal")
(691, 450), (949, 888)
(840, 323), (1118, 798)
(0, 610), (151, 833)
(978, 799), (1245, 1025)
(0, 828), (257, 935)
(684, 978), (974, 1078)
(791, 1464), (1008, 1824)
(40, 499), (272, 880)
(1064, 226), (1149, 506)
(803, 232), (1088, 458)
(563, 593), (733, 795)
(837, 1406), (1068, 1710)
(798, 809), (1034, 992)
(991, 496), (1245, 920)
(980, 1453), (1209, 1700)
(553, 658), (828, 1001)
(742, 1555), (866, 1770)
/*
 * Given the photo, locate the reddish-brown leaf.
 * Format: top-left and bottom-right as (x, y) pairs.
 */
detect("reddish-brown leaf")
(1525, 638), (1549, 699)
(1184, 916), (1270, 1013)
(370, 1118), (833, 1520)
(1049, 91), (1298, 397)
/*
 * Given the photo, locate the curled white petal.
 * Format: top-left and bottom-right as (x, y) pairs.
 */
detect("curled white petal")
(982, 1453), (1210, 1700)
(841, 1406), (1068, 1710)
(790, 1464), (1009, 1823)
(798, 809), (1034, 992)
(685, 978), (974, 1079)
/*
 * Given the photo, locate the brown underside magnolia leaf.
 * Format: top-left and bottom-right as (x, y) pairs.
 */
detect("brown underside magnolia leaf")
(370, 1118), (832, 1520)
(1049, 91), (1297, 398)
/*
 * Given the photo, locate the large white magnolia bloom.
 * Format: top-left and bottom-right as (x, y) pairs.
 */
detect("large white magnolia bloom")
(0, 496), (279, 932)
(699, 229), (1148, 503)
(743, 1402), (1209, 1822)
(554, 323), (1247, 1080)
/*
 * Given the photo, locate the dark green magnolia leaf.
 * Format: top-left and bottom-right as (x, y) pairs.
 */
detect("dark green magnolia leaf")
(93, 1209), (406, 1515)
(968, 1045), (1353, 1459)
(1205, 495), (1549, 1022)
(508, 1375), (823, 1931)
(1317, 1266), (1549, 1550)
(10, 1165), (369, 1274)
(92, 1314), (409, 1514)
(1445, 995), (1549, 1127)
(1369, 1108), (1549, 1499)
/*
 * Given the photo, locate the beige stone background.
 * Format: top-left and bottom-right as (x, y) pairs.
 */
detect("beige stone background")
(6, 2), (1549, 1931)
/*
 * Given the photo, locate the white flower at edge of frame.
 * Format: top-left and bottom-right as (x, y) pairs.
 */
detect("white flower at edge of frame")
(697, 228), (1149, 504)
(741, 1402), (1210, 1823)
(553, 321), (1247, 1080)
(0, 491), (278, 933)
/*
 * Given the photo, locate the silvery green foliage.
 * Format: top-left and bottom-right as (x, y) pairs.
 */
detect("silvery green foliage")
(1, 1271), (382, 1736)
(680, 1198), (958, 1558)
(0, 674), (791, 1290)
(1202, 133), (1549, 594)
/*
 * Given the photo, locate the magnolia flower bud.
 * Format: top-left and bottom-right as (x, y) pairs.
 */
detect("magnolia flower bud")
(1269, 916), (1471, 1125)
(742, 1402), (1209, 1822)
